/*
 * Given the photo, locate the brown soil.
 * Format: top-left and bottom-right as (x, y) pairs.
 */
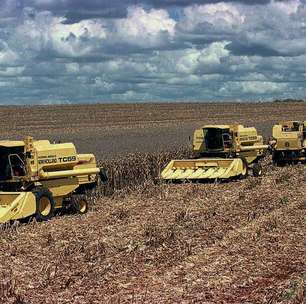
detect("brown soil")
(0, 102), (305, 304)
(1, 102), (305, 158)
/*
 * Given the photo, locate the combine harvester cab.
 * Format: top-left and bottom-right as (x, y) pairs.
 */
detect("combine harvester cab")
(0, 137), (107, 224)
(271, 120), (306, 165)
(161, 124), (268, 181)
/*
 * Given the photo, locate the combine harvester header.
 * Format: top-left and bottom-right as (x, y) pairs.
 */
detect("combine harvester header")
(161, 124), (268, 181)
(0, 137), (107, 224)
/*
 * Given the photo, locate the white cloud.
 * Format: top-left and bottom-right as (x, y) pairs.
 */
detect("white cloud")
(241, 81), (287, 94)
(1, 2), (306, 103)
(65, 62), (79, 74)
(51, 19), (107, 57)
(15, 9), (107, 57)
(31, 0), (58, 5)
(181, 3), (245, 32)
(176, 41), (229, 74)
(14, 6), (176, 58)
(15, 9), (50, 52)
(167, 74), (201, 85)
(0, 66), (24, 76)
(16, 76), (32, 84)
(0, 41), (19, 65)
(198, 41), (229, 66)
(114, 6), (176, 48)
(220, 81), (288, 96)
(228, 56), (256, 73)
(0, 0), (19, 17)
(270, 0), (301, 15)
(92, 78), (114, 91)
(111, 89), (154, 101)
(176, 49), (200, 74)
(0, 80), (12, 87)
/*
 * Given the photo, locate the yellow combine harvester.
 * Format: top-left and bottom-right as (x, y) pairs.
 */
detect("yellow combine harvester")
(272, 120), (306, 165)
(0, 137), (107, 224)
(161, 124), (268, 181)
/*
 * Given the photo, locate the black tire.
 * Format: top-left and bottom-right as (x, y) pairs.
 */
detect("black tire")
(272, 151), (279, 165)
(238, 156), (249, 179)
(252, 163), (262, 177)
(70, 196), (88, 215)
(33, 188), (55, 221)
(99, 169), (108, 183)
(272, 151), (286, 166)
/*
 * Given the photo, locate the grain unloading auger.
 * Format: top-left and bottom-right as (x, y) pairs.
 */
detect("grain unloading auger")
(161, 124), (268, 181)
(0, 137), (107, 224)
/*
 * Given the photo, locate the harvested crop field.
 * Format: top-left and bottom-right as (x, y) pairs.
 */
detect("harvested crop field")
(1, 102), (306, 158)
(0, 102), (305, 303)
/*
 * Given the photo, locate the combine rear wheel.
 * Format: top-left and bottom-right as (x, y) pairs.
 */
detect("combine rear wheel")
(272, 151), (285, 166)
(71, 196), (88, 215)
(33, 188), (55, 221)
(252, 163), (262, 177)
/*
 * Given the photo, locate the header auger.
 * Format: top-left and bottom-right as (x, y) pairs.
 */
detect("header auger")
(161, 124), (268, 181)
(0, 137), (107, 224)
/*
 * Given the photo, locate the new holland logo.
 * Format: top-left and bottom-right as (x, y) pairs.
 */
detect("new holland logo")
(38, 156), (76, 165)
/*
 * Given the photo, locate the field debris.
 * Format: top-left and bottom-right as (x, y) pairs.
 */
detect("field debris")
(0, 147), (305, 303)
(0, 102), (305, 303)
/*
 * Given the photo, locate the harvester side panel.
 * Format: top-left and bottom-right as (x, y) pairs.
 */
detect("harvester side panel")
(40, 178), (79, 198)
(75, 154), (99, 185)
(193, 129), (205, 152)
(33, 141), (79, 171)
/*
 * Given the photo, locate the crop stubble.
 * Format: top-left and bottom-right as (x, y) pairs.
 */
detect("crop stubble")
(0, 102), (305, 303)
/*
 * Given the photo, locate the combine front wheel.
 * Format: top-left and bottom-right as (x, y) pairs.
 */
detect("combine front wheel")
(33, 188), (55, 221)
(239, 156), (249, 179)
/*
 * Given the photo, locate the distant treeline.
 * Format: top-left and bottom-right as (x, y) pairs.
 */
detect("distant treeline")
(273, 98), (305, 103)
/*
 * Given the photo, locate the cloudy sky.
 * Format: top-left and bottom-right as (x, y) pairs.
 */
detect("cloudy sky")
(0, 0), (306, 104)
